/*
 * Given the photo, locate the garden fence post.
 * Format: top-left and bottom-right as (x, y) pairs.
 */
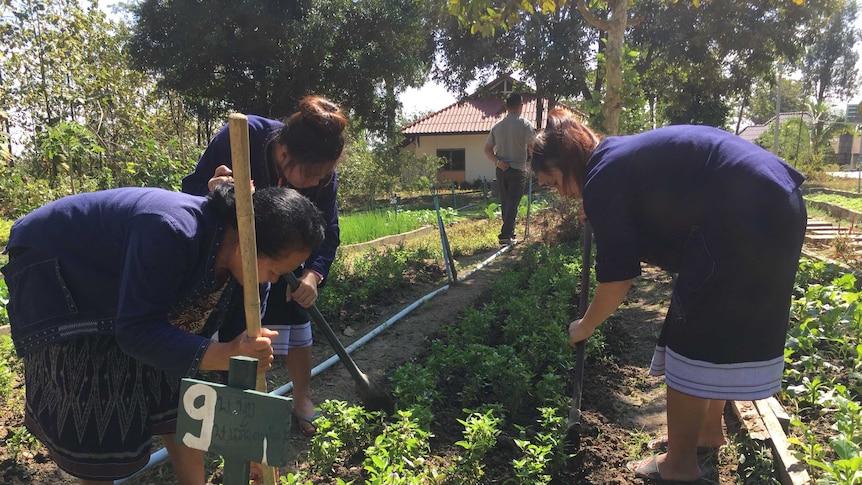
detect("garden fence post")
(432, 188), (456, 283)
(524, 174), (533, 238)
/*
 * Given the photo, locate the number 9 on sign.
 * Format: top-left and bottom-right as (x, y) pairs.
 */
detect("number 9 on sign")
(181, 383), (217, 450)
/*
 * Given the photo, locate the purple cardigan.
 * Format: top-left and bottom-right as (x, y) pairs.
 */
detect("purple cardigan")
(181, 115), (340, 282)
(2, 188), (246, 376)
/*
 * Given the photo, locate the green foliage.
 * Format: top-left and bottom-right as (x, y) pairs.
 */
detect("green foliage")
(736, 435), (781, 485)
(339, 209), (454, 246)
(452, 408), (502, 484)
(801, 0), (861, 105)
(129, 0), (434, 136)
(0, 165), (70, 218)
(318, 242), (435, 320)
(0, 335), (20, 401)
(308, 400), (382, 474)
(391, 362), (441, 410)
(36, 121), (105, 187)
(747, 78), (809, 126)
(510, 407), (569, 485)
(806, 193), (862, 214)
(784, 258), (862, 483)
(755, 107), (843, 173)
(0, 279), (9, 327)
(362, 410), (436, 484)
(484, 202), (500, 220)
(4, 426), (37, 462)
(0, 0), (201, 212)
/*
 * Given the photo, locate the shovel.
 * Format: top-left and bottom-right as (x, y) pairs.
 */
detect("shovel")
(565, 220), (593, 450)
(284, 272), (394, 413)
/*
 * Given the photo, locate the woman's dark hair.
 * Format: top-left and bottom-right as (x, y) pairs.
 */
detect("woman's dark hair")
(276, 95), (348, 171)
(208, 184), (326, 258)
(531, 108), (601, 192)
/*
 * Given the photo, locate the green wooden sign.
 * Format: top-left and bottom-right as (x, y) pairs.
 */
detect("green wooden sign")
(176, 371), (293, 467)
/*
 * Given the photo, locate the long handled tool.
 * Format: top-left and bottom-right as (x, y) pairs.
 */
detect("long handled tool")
(228, 113), (278, 485)
(284, 272), (394, 413)
(565, 220), (593, 450)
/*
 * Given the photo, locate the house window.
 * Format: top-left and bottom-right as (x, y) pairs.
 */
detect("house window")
(437, 149), (465, 171)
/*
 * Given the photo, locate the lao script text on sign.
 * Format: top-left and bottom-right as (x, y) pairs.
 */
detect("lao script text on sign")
(176, 378), (293, 466)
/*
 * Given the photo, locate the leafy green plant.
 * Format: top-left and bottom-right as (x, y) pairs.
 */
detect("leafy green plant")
(0, 278), (9, 326)
(511, 437), (552, 485)
(391, 363), (439, 407)
(452, 408), (502, 484)
(307, 400), (381, 474)
(736, 436), (780, 485)
(484, 202), (500, 219)
(4, 426), (37, 461)
(0, 335), (20, 400)
(362, 409), (438, 484)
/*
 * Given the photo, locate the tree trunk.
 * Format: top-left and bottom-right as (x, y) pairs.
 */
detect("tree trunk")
(601, 0), (628, 135)
(535, 91), (545, 130)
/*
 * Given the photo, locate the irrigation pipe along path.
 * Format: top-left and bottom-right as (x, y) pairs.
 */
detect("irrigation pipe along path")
(115, 242), (515, 484)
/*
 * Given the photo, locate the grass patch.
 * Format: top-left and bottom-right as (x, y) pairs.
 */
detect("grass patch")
(339, 209), (458, 245)
(806, 192), (862, 213)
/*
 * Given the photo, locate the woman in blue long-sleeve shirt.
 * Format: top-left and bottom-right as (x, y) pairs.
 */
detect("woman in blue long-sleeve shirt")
(2, 185), (325, 483)
(182, 95), (347, 436)
(531, 109), (806, 484)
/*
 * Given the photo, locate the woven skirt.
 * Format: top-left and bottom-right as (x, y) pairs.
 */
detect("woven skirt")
(23, 335), (181, 481)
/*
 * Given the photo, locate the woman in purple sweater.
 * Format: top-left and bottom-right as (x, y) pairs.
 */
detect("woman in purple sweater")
(182, 95), (347, 436)
(532, 109), (806, 484)
(2, 185), (324, 484)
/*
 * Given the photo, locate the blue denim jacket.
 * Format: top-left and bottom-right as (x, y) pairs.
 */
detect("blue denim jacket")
(1, 188), (252, 376)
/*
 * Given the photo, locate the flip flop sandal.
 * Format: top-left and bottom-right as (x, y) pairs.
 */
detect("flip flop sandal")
(292, 410), (323, 437)
(646, 436), (721, 458)
(626, 454), (719, 484)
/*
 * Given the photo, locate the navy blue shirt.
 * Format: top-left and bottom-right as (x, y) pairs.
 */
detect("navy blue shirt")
(3, 188), (240, 375)
(584, 125), (805, 283)
(182, 115), (340, 281)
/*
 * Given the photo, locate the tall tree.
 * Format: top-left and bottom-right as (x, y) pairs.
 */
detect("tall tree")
(448, 0), (812, 135)
(746, 77), (808, 125)
(802, 0), (861, 105)
(629, 0), (826, 129)
(434, 0), (591, 130)
(0, 0), (198, 192)
(128, 0), (435, 135)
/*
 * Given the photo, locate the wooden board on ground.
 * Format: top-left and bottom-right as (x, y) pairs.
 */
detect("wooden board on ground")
(760, 397), (791, 433)
(732, 400), (769, 441)
(754, 399), (811, 485)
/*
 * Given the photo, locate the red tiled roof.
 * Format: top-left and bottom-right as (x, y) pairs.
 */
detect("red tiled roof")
(402, 94), (552, 135)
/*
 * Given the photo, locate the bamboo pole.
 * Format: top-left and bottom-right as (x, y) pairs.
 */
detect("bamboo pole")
(227, 113), (277, 485)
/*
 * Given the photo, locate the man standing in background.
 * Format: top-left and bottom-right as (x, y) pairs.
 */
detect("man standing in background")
(485, 93), (537, 245)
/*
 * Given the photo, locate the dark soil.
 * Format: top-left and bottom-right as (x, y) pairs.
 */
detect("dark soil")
(0, 210), (817, 484)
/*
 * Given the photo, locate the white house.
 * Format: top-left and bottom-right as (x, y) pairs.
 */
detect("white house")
(401, 76), (579, 185)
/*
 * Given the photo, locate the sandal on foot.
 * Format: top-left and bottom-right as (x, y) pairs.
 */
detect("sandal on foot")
(292, 410), (322, 437)
(646, 436), (720, 457)
(626, 454), (718, 484)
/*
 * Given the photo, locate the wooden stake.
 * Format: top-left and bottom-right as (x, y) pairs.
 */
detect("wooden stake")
(227, 113), (278, 485)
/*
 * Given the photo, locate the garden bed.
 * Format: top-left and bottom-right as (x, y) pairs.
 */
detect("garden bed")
(0, 209), (856, 484)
